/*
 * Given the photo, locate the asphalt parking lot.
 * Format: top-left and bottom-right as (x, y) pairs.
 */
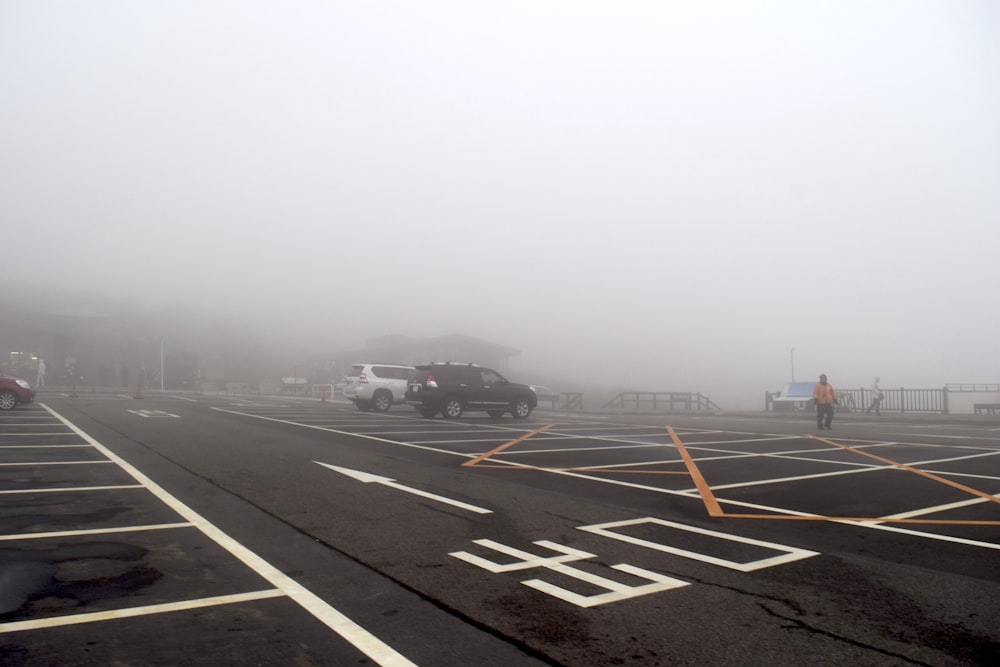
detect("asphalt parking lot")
(2, 393), (999, 666)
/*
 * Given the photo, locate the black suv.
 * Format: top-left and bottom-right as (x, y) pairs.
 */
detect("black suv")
(405, 362), (537, 419)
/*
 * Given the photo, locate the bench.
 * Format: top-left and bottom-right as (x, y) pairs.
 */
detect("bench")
(973, 403), (1000, 415)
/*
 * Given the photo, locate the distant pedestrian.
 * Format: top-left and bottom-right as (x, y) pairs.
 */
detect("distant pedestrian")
(36, 358), (46, 387)
(813, 373), (837, 430)
(867, 377), (883, 416)
(67, 359), (78, 398)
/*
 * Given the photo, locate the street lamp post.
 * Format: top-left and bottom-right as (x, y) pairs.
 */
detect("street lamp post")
(789, 347), (796, 382)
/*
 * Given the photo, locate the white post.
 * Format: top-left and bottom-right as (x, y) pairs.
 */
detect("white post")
(160, 338), (165, 392)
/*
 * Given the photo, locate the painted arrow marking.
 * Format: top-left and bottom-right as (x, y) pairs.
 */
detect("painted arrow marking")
(127, 409), (180, 418)
(314, 462), (492, 514)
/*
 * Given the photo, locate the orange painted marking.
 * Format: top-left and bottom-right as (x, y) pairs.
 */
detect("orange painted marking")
(563, 469), (690, 475)
(667, 426), (724, 517)
(459, 425), (1000, 526)
(462, 424), (555, 467)
(720, 513), (1000, 526)
(811, 435), (1000, 505)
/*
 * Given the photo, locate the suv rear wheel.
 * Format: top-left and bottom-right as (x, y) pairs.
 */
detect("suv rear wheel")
(441, 396), (464, 419)
(372, 390), (392, 412)
(511, 397), (533, 419)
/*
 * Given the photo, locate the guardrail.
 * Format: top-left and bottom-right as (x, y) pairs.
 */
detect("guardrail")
(602, 392), (720, 412)
(839, 387), (947, 413)
(947, 383), (1000, 391)
(561, 392), (583, 410)
(766, 387), (949, 413)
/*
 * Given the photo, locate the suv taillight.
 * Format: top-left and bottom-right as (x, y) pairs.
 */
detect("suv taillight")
(359, 372), (368, 384)
(426, 374), (438, 388)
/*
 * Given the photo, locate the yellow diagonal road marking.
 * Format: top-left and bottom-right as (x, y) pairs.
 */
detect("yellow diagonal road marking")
(811, 435), (1000, 505)
(667, 426), (724, 517)
(463, 424), (555, 467)
(562, 469), (691, 475)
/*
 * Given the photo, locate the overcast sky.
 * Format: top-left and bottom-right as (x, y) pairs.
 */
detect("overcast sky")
(2, 1), (998, 408)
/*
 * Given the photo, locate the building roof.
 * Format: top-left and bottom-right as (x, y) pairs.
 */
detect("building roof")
(337, 333), (521, 364)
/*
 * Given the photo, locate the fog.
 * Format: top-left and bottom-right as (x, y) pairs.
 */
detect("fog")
(2, 1), (998, 409)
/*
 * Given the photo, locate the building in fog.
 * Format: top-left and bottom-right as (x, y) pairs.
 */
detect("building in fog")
(332, 334), (521, 380)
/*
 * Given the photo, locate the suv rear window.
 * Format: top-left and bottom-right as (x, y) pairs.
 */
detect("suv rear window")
(371, 366), (412, 380)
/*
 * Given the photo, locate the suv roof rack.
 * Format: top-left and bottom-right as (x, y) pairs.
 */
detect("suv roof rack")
(427, 361), (479, 367)
(351, 362), (412, 366)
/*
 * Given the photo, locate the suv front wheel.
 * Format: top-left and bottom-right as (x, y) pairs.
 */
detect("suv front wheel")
(511, 397), (533, 419)
(441, 396), (465, 419)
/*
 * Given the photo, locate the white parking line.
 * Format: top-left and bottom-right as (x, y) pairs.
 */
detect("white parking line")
(212, 407), (1000, 552)
(0, 444), (93, 449)
(0, 423), (65, 427)
(579, 517), (819, 571)
(710, 494), (1000, 550)
(0, 590), (285, 633)
(0, 416), (59, 419)
(0, 484), (144, 495)
(480, 442), (666, 457)
(883, 494), (1000, 520)
(0, 523), (193, 541)
(892, 432), (1000, 442)
(688, 448), (1000, 493)
(32, 404), (417, 667)
(0, 460), (114, 466)
(213, 407), (481, 457)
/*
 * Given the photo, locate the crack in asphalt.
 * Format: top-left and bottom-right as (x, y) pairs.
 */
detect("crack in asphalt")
(660, 568), (939, 666)
(754, 601), (934, 666)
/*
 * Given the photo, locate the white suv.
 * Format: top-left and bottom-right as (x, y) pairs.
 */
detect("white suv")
(343, 363), (415, 412)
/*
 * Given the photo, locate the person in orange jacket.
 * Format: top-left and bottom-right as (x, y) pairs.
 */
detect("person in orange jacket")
(813, 373), (837, 430)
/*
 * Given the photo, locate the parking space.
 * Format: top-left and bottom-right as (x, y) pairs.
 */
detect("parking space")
(5, 396), (998, 665)
(212, 400), (1000, 549)
(0, 402), (418, 666)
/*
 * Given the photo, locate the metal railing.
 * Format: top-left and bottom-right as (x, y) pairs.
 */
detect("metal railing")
(946, 383), (1000, 392)
(602, 391), (720, 412)
(560, 392), (584, 410)
(769, 387), (949, 413)
(841, 387), (947, 413)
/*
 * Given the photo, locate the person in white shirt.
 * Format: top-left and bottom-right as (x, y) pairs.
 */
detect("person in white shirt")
(867, 377), (882, 416)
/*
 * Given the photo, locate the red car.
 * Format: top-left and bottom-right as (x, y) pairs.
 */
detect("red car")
(0, 376), (36, 410)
